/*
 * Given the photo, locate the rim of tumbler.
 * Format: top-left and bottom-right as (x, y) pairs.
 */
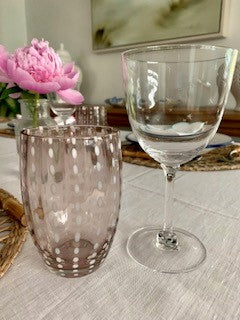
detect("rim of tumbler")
(21, 125), (120, 140)
(121, 43), (238, 64)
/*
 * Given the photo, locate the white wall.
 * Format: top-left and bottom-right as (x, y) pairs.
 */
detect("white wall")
(0, 0), (27, 51)
(23, 0), (240, 106)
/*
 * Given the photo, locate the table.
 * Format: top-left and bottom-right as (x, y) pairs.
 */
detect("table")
(0, 135), (240, 320)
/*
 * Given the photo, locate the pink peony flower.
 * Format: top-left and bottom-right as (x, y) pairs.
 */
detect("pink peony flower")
(0, 39), (84, 104)
(0, 45), (12, 83)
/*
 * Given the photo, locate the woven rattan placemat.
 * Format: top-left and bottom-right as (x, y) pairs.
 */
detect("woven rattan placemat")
(122, 144), (240, 171)
(0, 190), (27, 278)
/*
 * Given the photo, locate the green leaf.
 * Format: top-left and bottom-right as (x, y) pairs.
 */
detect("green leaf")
(0, 83), (7, 93)
(20, 91), (36, 99)
(0, 87), (20, 100)
(0, 104), (8, 117)
(5, 97), (18, 111)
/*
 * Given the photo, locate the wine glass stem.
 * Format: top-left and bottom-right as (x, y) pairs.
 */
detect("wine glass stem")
(157, 164), (178, 250)
(62, 115), (68, 125)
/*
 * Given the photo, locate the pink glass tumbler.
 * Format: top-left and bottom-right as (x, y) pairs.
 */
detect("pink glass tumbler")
(20, 125), (122, 278)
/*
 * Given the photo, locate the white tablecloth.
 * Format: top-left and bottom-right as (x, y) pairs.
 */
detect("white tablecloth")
(1, 136), (240, 320)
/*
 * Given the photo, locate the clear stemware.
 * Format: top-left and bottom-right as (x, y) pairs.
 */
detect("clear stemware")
(122, 44), (238, 273)
(47, 92), (76, 125)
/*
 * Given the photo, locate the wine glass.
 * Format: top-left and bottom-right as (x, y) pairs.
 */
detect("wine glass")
(47, 92), (76, 125)
(122, 44), (238, 273)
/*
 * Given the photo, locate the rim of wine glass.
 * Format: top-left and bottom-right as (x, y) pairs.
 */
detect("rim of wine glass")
(20, 125), (120, 140)
(121, 43), (238, 64)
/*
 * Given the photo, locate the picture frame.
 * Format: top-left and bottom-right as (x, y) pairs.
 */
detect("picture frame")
(91, 0), (229, 53)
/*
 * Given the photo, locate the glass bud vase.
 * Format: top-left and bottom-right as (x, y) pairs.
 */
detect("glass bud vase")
(15, 99), (56, 153)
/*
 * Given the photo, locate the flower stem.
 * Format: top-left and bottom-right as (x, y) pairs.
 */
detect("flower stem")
(32, 93), (40, 127)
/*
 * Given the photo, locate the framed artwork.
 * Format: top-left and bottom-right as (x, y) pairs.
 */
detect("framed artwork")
(91, 0), (229, 52)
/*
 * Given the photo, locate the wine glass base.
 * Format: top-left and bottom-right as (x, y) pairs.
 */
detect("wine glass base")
(127, 226), (206, 274)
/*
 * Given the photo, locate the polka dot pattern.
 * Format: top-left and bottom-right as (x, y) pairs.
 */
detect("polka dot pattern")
(94, 243), (99, 250)
(74, 184), (80, 193)
(31, 146), (35, 156)
(74, 247), (79, 254)
(97, 181), (103, 190)
(50, 165), (55, 176)
(73, 164), (78, 175)
(24, 126), (121, 278)
(54, 234), (60, 243)
(112, 158), (116, 167)
(103, 243), (108, 249)
(48, 148), (54, 158)
(43, 252), (49, 259)
(96, 162), (101, 171)
(72, 148), (77, 159)
(87, 252), (97, 260)
(110, 143), (114, 153)
(94, 145), (100, 156)
(74, 232), (80, 242)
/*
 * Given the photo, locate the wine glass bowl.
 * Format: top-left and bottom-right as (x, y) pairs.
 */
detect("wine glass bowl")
(122, 44), (238, 273)
(48, 92), (77, 125)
